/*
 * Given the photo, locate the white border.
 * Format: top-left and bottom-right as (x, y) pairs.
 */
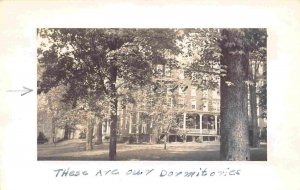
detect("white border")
(1, 1), (300, 190)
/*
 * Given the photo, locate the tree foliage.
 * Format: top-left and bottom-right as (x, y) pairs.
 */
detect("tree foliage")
(37, 28), (267, 161)
(38, 28), (181, 160)
(181, 28), (267, 160)
(38, 29), (181, 98)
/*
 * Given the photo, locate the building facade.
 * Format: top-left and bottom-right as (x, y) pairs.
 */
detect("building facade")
(100, 63), (221, 143)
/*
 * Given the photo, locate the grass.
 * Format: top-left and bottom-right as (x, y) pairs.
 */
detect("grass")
(37, 139), (267, 161)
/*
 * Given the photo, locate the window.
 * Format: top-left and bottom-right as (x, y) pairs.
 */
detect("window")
(167, 85), (172, 95)
(212, 100), (218, 112)
(203, 89), (208, 98)
(217, 101), (220, 112)
(178, 97), (184, 105)
(179, 86), (185, 95)
(142, 123), (147, 134)
(202, 74), (208, 84)
(149, 98), (154, 107)
(212, 90), (220, 99)
(156, 64), (164, 76)
(179, 69), (185, 79)
(165, 66), (171, 77)
(203, 100), (208, 111)
(191, 86), (197, 97)
(191, 72), (198, 81)
(177, 97), (184, 109)
(167, 97), (173, 108)
(191, 99), (196, 110)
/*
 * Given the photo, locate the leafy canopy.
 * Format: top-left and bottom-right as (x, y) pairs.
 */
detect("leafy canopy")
(38, 28), (182, 106)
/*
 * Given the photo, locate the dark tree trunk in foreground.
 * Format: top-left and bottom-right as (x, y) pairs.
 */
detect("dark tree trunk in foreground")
(109, 66), (118, 160)
(51, 117), (56, 146)
(220, 29), (250, 161)
(86, 116), (95, 151)
(95, 120), (103, 145)
(249, 64), (259, 147)
(64, 125), (70, 140)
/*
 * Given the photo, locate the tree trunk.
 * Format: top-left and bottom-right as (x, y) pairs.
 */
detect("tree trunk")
(95, 120), (103, 145)
(164, 135), (167, 150)
(64, 125), (69, 140)
(220, 29), (250, 161)
(109, 66), (118, 160)
(86, 115), (95, 151)
(136, 112), (140, 143)
(151, 116), (160, 143)
(249, 72), (259, 147)
(51, 117), (56, 146)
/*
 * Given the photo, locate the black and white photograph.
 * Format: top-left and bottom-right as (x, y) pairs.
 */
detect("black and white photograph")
(2, 1), (300, 190)
(37, 28), (267, 161)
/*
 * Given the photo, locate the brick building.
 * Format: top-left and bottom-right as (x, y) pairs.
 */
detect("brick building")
(100, 63), (221, 143)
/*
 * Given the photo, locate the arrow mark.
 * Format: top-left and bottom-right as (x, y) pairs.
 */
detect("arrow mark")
(7, 86), (33, 96)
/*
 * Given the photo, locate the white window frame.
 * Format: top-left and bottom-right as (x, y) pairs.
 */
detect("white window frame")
(191, 72), (198, 81)
(167, 97), (173, 108)
(191, 86), (197, 97)
(179, 69), (185, 79)
(203, 100), (208, 111)
(179, 86), (185, 95)
(157, 64), (164, 76)
(217, 101), (220, 112)
(203, 89), (208, 98)
(191, 99), (196, 110)
(167, 85), (172, 95)
(165, 65), (171, 77)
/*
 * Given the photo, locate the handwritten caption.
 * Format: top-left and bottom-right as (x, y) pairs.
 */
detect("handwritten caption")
(53, 168), (241, 178)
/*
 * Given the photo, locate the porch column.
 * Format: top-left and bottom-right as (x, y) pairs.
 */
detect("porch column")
(183, 112), (187, 143)
(183, 112), (186, 130)
(194, 115), (197, 129)
(199, 114), (202, 134)
(106, 119), (110, 135)
(120, 115), (123, 129)
(129, 113), (132, 134)
(150, 117), (153, 128)
(102, 121), (105, 134)
(214, 115), (218, 134)
(124, 110), (127, 129)
(136, 112), (140, 134)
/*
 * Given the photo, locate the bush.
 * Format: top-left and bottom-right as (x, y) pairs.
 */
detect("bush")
(37, 132), (48, 144)
(79, 131), (86, 139)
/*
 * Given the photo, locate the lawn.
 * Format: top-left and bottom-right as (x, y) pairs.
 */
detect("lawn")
(37, 139), (267, 161)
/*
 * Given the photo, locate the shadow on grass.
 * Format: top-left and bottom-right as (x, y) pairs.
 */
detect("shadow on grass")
(38, 140), (267, 161)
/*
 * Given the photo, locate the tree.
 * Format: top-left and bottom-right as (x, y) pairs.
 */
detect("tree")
(38, 28), (180, 160)
(248, 59), (259, 147)
(247, 29), (267, 147)
(80, 93), (109, 149)
(257, 69), (267, 119)
(145, 82), (181, 146)
(93, 98), (110, 145)
(38, 85), (73, 145)
(219, 29), (250, 160)
(38, 84), (97, 147)
(180, 28), (267, 160)
(182, 29), (221, 91)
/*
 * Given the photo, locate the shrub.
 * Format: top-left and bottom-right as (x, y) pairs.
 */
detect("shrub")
(37, 132), (48, 144)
